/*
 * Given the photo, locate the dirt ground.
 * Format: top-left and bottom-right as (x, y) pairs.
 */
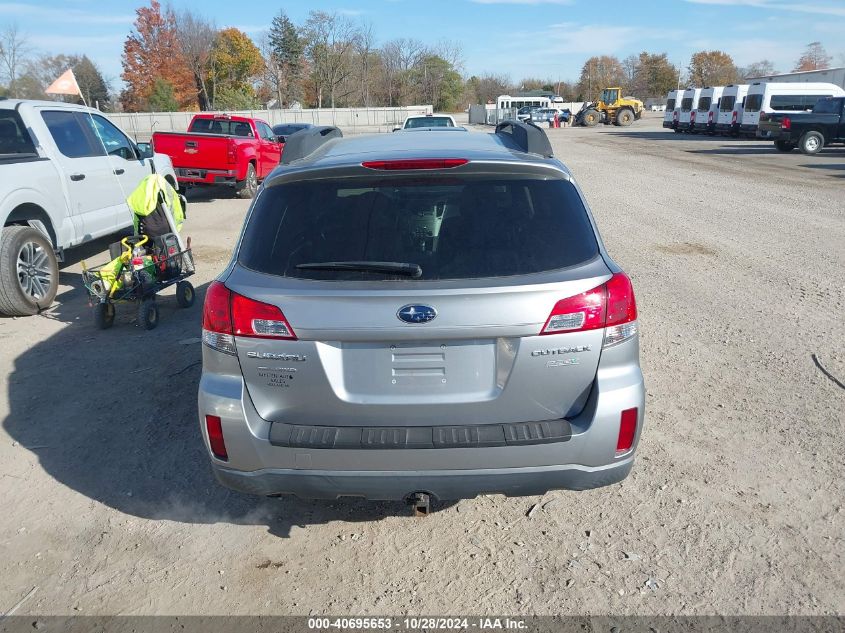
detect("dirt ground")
(0, 115), (843, 616)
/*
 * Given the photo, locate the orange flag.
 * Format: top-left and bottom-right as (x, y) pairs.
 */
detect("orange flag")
(45, 69), (81, 97)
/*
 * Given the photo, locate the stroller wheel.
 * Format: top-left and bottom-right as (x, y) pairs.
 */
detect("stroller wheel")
(94, 303), (115, 330)
(138, 299), (159, 330)
(176, 281), (195, 308)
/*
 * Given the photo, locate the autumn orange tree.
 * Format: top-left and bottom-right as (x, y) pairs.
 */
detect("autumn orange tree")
(793, 42), (832, 72)
(121, 0), (196, 111)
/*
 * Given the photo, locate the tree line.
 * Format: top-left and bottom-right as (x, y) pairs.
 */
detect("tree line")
(1, 5), (840, 113)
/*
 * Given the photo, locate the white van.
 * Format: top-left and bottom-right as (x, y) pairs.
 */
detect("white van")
(677, 88), (702, 132)
(714, 84), (748, 136)
(662, 89), (682, 130)
(694, 86), (724, 134)
(740, 81), (845, 136)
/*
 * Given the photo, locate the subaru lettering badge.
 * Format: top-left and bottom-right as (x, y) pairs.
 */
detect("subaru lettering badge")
(397, 304), (437, 324)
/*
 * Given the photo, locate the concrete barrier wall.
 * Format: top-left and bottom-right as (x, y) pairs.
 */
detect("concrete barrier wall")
(106, 105), (435, 141)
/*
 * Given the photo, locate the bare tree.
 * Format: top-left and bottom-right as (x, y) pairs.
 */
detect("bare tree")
(176, 9), (216, 110)
(304, 11), (360, 108)
(434, 38), (464, 73)
(355, 21), (375, 107)
(0, 24), (31, 98)
(740, 59), (776, 78)
(259, 32), (284, 108)
(380, 38), (426, 106)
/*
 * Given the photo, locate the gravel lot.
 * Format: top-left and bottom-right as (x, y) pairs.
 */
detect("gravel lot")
(1, 114), (843, 616)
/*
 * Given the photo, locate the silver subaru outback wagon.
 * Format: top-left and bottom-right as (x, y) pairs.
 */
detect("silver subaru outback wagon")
(198, 122), (644, 506)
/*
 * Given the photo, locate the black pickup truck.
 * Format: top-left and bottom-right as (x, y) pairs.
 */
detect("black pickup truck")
(757, 96), (845, 154)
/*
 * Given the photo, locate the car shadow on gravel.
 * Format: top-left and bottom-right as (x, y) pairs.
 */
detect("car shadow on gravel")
(611, 130), (751, 142)
(184, 185), (242, 204)
(3, 280), (443, 538)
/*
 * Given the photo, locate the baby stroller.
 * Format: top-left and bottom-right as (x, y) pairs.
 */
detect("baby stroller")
(82, 174), (195, 330)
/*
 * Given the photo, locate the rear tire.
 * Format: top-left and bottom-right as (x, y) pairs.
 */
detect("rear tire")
(94, 303), (115, 330)
(175, 281), (195, 308)
(774, 140), (795, 152)
(236, 163), (258, 199)
(799, 131), (824, 155)
(137, 299), (159, 330)
(0, 225), (59, 317)
(617, 108), (634, 127)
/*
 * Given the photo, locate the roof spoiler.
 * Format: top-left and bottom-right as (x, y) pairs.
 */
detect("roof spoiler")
(281, 126), (342, 164)
(494, 120), (553, 158)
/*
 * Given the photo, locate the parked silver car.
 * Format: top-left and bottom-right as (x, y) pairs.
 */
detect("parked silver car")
(198, 122), (645, 507)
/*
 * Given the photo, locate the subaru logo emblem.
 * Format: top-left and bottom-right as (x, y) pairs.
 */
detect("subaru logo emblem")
(397, 304), (437, 324)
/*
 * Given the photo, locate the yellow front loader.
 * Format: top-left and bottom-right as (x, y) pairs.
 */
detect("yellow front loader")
(574, 87), (644, 127)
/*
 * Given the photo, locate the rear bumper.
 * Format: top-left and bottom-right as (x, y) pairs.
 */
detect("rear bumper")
(677, 120), (691, 130)
(212, 459), (633, 501)
(756, 127), (788, 140)
(713, 123), (734, 133)
(176, 167), (239, 186)
(739, 124), (758, 135)
(198, 336), (645, 501)
(662, 121), (675, 129)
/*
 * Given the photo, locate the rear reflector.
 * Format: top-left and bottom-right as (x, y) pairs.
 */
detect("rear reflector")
(205, 415), (228, 460)
(616, 407), (638, 454)
(361, 158), (469, 170)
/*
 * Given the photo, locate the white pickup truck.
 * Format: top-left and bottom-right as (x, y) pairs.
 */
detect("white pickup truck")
(0, 99), (178, 316)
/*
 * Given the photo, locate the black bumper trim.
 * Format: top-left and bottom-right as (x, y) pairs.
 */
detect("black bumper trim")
(269, 419), (573, 450)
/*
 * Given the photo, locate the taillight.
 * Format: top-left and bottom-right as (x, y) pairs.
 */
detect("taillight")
(201, 281), (296, 354)
(231, 293), (296, 339)
(202, 281), (236, 354)
(227, 142), (236, 164)
(690, 111), (696, 122)
(205, 415), (228, 460)
(361, 159), (468, 170)
(781, 117), (791, 130)
(540, 273), (638, 348)
(616, 407), (638, 455)
(673, 110), (679, 121)
(731, 111), (737, 124)
(708, 111), (714, 123)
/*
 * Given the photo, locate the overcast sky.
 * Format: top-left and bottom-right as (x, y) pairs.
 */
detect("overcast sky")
(2, 0), (844, 89)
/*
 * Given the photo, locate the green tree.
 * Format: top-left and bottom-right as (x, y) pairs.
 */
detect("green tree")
(268, 10), (304, 106)
(73, 55), (110, 108)
(411, 55), (462, 111)
(147, 77), (179, 111)
(688, 50), (739, 87)
(209, 27), (263, 109)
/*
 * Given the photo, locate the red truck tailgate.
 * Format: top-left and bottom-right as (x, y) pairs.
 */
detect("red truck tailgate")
(152, 132), (232, 171)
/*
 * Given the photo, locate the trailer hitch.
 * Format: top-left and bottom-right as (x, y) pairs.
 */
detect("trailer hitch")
(407, 492), (431, 517)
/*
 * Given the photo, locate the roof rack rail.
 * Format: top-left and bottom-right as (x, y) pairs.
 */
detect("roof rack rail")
(494, 120), (553, 158)
(281, 125), (342, 164)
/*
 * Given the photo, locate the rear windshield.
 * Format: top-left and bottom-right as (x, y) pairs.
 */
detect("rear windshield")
(273, 124), (309, 136)
(0, 110), (37, 156)
(745, 93), (763, 113)
(405, 117), (453, 128)
(813, 98), (843, 114)
(666, 98), (676, 110)
(719, 95), (736, 112)
(681, 98), (693, 111)
(698, 97), (712, 111)
(238, 177), (599, 281)
(189, 118), (254, 136)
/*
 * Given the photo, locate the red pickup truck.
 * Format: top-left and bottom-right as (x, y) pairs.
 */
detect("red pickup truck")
(152, 114), (283, 198)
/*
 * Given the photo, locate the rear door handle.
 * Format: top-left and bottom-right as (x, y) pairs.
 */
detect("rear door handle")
(70, 173), (85, 181)
(114, 169), (125, 175)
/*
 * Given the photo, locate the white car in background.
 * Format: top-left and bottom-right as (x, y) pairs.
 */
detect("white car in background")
(0, 99), (178, 316)
(394, 114), (457, 131)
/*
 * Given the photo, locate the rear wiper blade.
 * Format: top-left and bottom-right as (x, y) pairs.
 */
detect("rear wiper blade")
(295, 261), (423, 278)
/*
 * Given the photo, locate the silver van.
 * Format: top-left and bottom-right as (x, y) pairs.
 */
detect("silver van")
(198, 122), (645, 508)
